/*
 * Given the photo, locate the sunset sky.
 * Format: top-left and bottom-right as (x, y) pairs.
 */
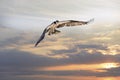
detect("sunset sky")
(0, 0), (120, 80)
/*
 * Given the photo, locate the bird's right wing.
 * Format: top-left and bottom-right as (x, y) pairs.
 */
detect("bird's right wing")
(35, 28), (47, 47)
(56, 18), (94, 28)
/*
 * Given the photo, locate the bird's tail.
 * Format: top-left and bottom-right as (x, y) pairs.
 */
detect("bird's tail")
(87, 18), (94, 24)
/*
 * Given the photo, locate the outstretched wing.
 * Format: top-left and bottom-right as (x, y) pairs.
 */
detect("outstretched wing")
(35, 19), (94, 47)
(35, 28), (47, 47)
(56, 18), (94, 28)
(34, 21), (58, 47)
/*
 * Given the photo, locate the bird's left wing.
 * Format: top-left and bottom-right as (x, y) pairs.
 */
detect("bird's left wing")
(35, 28), (47, 47)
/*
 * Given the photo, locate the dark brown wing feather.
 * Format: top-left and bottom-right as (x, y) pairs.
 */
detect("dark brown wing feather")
(56, 20), (86, 28)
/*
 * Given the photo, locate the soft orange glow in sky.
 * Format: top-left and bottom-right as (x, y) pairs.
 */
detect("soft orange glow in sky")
(39, 63), (119, 72)
(0, 0), (120, 80)
(101, 63), (118, 69)
(19, 75), (120, 80)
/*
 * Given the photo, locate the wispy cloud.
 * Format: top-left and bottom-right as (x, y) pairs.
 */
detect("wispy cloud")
(0, 0), (120, 80)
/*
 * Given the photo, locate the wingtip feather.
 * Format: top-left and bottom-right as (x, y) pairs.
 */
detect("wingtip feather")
(88, 18), (94, 23)
(34, 43), (38, 47)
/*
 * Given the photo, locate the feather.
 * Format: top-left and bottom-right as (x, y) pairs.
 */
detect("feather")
(35, 28), (47, 47)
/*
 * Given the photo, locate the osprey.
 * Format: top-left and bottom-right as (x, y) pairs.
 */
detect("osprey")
(35, 19), (94, 47)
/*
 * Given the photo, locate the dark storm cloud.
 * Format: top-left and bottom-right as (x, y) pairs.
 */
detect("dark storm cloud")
(1, 49), (120, 69)
(0, 48), (120, 79)
(0, 49), (120, 68)
(0, 49), (66, 79)
(0, 49), (60, 69)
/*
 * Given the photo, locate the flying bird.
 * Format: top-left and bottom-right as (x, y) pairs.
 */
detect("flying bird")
(35, 18), (94, 47)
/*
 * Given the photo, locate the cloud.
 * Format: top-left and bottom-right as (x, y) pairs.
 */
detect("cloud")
(0, 0), (120, 80)
(0, 26), (21, 47)
(0, 48), (120, 69)
(0, 49), (60, 69)
(1, 0), (120, 19)
(101, 67), (120, 77)
(107, 29), (120, 44)
(0, 14), (120, 80)
(1, 26), (120, 60)
(0, 45), (120, 80)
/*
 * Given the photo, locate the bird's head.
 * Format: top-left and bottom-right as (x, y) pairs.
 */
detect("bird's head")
(53, 20), (59, 24)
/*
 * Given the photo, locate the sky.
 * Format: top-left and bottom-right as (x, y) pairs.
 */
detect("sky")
(0, 0), (120, 80)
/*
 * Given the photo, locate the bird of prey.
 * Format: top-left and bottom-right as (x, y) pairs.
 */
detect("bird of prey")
(35, 18), (94, 47)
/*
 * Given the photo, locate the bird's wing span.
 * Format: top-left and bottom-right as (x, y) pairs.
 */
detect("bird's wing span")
(35, 28), (47, 47)
(56, 18), (94, 28)
(35, 19), (94, 47)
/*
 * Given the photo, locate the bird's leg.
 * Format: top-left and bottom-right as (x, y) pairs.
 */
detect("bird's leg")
(54, 29), (61, 34)
(48, 28), (60, 35)
(50, 29), (61, 34)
